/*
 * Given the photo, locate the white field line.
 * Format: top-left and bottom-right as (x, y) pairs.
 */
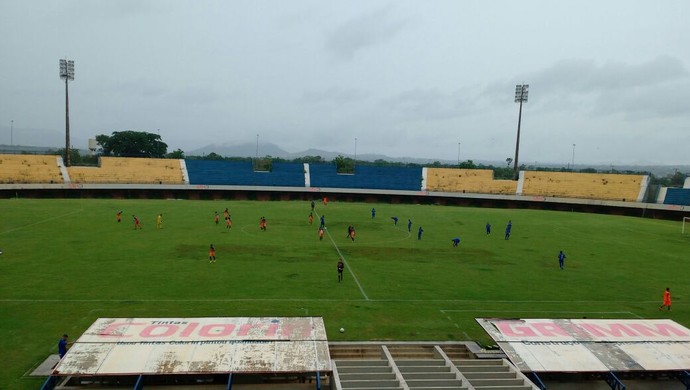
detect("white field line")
(316, 211), (369, 301)
(441, 309), (644, 318)
(0, 299), (670, 305)
(0, 209), (83, 235)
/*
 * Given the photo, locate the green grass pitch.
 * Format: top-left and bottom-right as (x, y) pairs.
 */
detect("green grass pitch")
(0, 198), (688, 388)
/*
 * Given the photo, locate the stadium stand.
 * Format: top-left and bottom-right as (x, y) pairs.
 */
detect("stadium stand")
(520, 171), (647, 202)
(663, 188), (690, 206)
(0, 154), (63, 184)
(67, 157), (184, 184)
(185, 160), (305, 186)
(425, 168), (517, 195)
(331, 343), (538, 390)
(309, 164), (422, 190)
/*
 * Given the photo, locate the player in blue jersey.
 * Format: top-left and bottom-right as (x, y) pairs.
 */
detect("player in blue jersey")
(504, 220), (512, 240)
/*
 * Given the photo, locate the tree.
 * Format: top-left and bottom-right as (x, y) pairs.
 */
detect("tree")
(96, 130), (167, 158)
(458, 160), (477, 169)
(54, 148), (82, 165)
(334, 155), (354, 174)
(166, 149), (185, 159)
(506, 157), (513, 168)
(204, 152), (224, 160)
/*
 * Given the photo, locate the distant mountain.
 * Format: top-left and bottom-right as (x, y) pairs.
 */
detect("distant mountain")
(187, 142), (444, 165)
(186, 143), (690, 177)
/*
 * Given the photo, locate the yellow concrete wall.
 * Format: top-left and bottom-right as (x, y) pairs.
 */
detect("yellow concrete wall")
(0, 154), (63, 183)
(67, 157), (184, 184)
(426, 168), (517, 195)
(521, 171), (644, 202)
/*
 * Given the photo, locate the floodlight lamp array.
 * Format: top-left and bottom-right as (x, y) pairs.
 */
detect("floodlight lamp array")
(514, 84), (528, 103)
(59, 59), (75, 80)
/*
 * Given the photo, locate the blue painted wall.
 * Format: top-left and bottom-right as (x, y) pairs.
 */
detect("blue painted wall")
(663, 188), (690, 206)
(309, 164), (422, 191)
(185, 160), (305, 186)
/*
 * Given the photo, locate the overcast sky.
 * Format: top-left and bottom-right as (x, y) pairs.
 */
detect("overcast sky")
(1, 1), (689, 166)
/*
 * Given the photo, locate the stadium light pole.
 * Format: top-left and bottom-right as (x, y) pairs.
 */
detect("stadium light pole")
(571, 143), (576, 172)
(354, 137), (357, 171)
(59, 59), (75, 167)
(512, 84), (529, 180)
(457, 142), (461, 166)
(10, 120), (13, 146)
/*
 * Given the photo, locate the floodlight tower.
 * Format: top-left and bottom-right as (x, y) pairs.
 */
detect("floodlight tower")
(59, 59), (75, 167)
(571, 143), (576, 172)
(512, 84), (529, 180)
(354, 137), (358, 171)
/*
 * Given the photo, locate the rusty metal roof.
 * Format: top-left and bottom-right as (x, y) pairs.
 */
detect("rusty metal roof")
(53, 317), (331, 376)
(477, 318), (690, 372)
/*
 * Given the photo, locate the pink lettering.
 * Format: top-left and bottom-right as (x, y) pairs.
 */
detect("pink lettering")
(266, 323), (278, 337)
(99, 322), (144, 337)
(180, 322), (199, 337)
(237, 323), (263, 336)
(141, 324), (178, 337)
(628, 323), (689, 337)
(532, 323), (569, 337)
(495, 321), (538, 337)
(580, 323), (637, 338)
(199, 324), (235, 337)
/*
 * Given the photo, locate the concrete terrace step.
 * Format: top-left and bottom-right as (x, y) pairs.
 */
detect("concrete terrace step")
(468, 378), (527, 387)
(440, 345), (472, 359)
(388, 345), (436, 359)
(397, 365), (453, 373)
(396, 359), (447, 366)
(337, 365), (393, 374)
(471, 386), (533, 390)
(455, 365), (511, 373)
(335, 359), (389, 367)
(338, 372), (397, 381)
(339, 379), (401, 388)
(454, 359), (505, 366)
(405, 387), (465, 390)
(462, 371), (518, 380)
(405, 379), (464, 387)
(331, 346), (384, 359)
(402, 372), (458, 380)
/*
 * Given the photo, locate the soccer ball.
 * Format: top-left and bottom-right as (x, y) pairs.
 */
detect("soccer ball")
(0, 249), (3, 255)
(339, 327), (345, 333)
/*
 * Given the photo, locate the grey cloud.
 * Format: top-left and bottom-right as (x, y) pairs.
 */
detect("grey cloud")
(325, 6), (409, 60)
(532, 56), (687, 94)
(381, 86), (488, 122)
(302, 87), (371, 105)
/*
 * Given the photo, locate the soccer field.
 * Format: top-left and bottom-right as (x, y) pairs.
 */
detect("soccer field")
(0, 198), (688, 388)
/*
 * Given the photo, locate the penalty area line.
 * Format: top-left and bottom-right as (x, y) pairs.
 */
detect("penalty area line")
(0, 209), (83, 235)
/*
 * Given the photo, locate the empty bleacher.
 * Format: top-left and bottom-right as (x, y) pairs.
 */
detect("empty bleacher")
(185, 160), (305, 187)
(663, 188), (690, 206)
(520, 171), (646, 202)
(425, 168), (517, 195)
(309, 164), (422, 191)
(0, 154), (63, 184)
(330, 343), (538, 390)
(67, 157), (184, 184)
